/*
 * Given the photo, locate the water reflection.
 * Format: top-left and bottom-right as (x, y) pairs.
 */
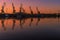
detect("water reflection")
(1, 19), (6, 31)
(29, 18), (33, 26)
(20, 19), (23, 28)
(36, 18), (40, 26)
(0, 18), (60, 39)
(12, 19), (15, 30)
(0, 18), (59, 31)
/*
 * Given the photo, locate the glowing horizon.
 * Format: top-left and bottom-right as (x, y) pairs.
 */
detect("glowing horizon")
(0, 0), (60, 14)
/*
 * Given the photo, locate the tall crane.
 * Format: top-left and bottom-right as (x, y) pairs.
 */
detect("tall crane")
(1, 2), (6, 14)
(12, 3), (16, 13)
(36, 7), (40, 14)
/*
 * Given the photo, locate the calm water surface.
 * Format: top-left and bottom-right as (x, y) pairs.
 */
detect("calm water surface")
(0, 18), (60, 40)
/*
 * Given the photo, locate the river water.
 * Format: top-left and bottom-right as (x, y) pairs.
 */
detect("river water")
(0, 18), (60, 40)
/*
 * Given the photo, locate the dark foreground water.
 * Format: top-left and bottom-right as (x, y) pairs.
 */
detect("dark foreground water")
(0, 18), (60, 40)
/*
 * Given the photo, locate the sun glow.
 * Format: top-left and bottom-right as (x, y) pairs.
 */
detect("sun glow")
(0, 0), (60, 14)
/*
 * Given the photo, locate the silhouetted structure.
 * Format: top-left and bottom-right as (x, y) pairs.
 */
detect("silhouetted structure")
(1, 2), (6, 14)
(19, 19), (25, 29)
(29, 6), (33, 15)
(22, 19), (25, 24)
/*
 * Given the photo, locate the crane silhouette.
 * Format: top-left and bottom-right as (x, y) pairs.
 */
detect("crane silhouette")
(29, 18), (33, 26)
(12, 3), (16, 13)
(12, 19), (16, 30)
(36, 7), (40, 14)
(1, 2), (6, 14)
(29, 6), (33, 15)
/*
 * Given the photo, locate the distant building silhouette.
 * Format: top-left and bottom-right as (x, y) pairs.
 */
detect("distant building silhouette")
(0, 2), (59, 19)
(19, 4), (25, 13)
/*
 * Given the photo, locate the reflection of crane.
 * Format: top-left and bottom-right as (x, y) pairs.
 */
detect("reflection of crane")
(29, 18), (33, 26)
(36, 18), (40, 26)
(20, 19), (23, 28)
(10, 0), (15, 13)
(1, 19), (6, 31)
(23, 8), (25, 13)
(12, 19), (15, 30)
(1, 2), (6, 14)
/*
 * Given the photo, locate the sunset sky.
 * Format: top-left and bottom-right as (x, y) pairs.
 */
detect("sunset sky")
(0, 0), (60, 14)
